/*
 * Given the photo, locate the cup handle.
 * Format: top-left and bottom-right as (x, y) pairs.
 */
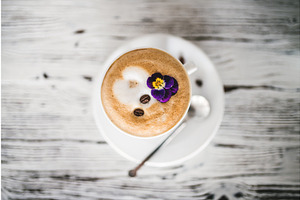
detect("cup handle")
(184, 62), (198, 75)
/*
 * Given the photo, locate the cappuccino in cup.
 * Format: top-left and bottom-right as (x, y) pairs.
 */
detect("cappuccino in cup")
(101, 48), (191, 137)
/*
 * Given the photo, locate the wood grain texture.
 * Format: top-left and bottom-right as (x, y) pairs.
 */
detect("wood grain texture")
(1, 0), (300, 199)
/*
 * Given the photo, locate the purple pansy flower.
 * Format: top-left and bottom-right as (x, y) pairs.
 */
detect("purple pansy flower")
(147, 73), (178, 103)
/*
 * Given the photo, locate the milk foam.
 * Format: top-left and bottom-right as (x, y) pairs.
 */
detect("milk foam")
(101, 48), (191, 137)
(113, 66), (156, 109)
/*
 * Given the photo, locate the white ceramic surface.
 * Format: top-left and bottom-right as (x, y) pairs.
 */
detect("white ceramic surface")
(93, 34), (224, 167)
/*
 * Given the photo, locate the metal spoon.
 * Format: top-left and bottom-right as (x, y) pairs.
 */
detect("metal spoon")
(128, 95), (210, 177)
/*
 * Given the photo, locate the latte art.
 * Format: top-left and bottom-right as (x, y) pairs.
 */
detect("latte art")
(112, 66), (154, 109)
(101, 48), (191, 137)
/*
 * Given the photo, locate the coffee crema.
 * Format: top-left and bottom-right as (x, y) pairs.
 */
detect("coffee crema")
(101, 48), (191, 137)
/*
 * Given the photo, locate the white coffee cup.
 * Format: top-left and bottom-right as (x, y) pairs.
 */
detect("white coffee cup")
(97, 48), (196, 139)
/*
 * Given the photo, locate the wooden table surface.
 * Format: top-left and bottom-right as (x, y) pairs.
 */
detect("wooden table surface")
(2, 0), (300, 199)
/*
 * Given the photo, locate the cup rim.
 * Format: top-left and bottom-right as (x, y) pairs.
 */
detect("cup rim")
(98, 47), (192, 139)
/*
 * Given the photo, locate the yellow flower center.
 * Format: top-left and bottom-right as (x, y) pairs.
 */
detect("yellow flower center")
(152, 78), (165, 90)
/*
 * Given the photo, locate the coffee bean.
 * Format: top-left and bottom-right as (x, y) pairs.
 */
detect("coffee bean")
(140, 94), (151, 104)
(134, 108), (144, 116)
(179, 56), (185, 64)
(195, 79), (203, 87)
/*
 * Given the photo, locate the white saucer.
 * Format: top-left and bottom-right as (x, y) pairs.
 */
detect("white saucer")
(93, 34), (224, 167)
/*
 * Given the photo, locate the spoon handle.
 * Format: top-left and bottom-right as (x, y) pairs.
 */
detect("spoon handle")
(128, 121), (187, 177)
(159, 121), (187, 148)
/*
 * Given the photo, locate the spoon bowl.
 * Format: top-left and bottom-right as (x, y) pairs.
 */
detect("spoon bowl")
(189, 95), (210, 119)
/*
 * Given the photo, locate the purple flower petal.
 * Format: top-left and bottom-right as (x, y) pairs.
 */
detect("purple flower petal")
(170, 78), (178, 95)
(151, 89), (165, 100)
(147, 73), (164, 89)
(147, 77), (155, 89)
(151, 73), (163, 80)
(163, 75), (174, 89)
(159, 89), (172, 103)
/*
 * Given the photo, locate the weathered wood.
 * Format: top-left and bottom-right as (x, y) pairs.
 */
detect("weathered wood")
(2, 83), (299, 199)
(2, 0), (299, 86)
(2, 0), (300, 199)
